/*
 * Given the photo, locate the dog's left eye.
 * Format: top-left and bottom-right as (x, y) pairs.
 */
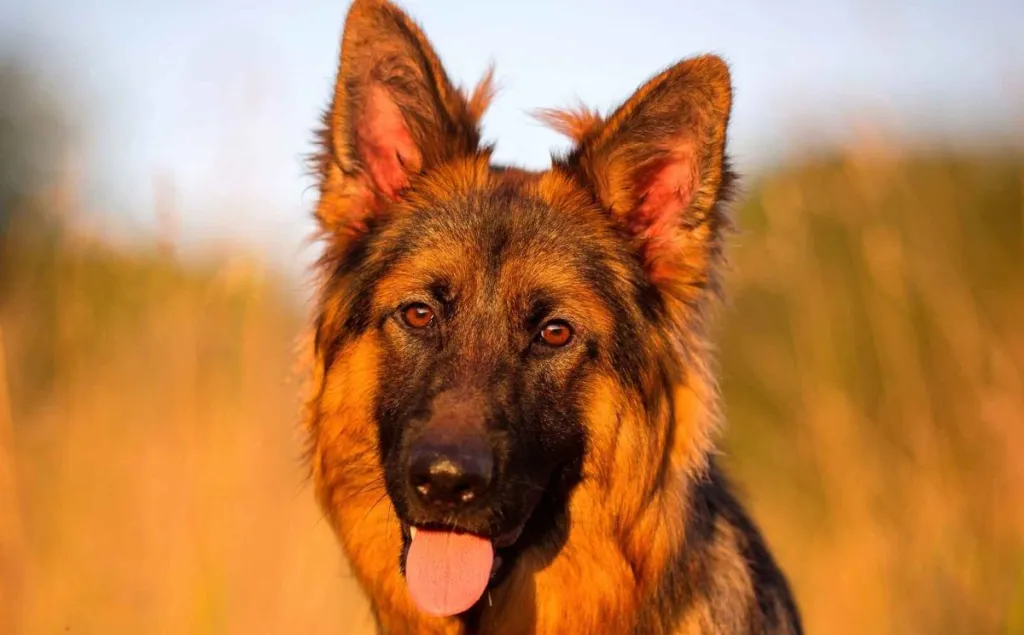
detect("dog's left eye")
(537, 320), (573, 347)
(401, 303), (435, 329)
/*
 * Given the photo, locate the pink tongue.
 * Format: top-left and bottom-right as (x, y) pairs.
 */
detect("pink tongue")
(405, 529), (494, 617)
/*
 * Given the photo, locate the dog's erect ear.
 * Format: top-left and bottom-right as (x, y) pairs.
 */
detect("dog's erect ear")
(315, 0), (493, 237)
(545, 56), (733, 288)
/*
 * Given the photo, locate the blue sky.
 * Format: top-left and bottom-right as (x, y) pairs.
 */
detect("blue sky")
(2, 0), (1022, 270)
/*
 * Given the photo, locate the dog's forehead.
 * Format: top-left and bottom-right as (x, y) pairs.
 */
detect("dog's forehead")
(358, 166), (638, 329)
(408, 167), (563, 233)
(376, 168), (609, 277)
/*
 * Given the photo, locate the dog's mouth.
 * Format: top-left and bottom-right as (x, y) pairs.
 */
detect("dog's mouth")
(398, 521), (526, 617)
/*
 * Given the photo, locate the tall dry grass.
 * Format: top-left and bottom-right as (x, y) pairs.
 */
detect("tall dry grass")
(719, 144), (1024, 634)
(1, 143), (1021, 634)
(1, 199), (374, 633)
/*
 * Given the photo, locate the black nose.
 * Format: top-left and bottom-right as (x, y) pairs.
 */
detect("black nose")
(408, 442), (493, 509)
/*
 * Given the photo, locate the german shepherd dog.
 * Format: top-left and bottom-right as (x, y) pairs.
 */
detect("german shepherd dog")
(304, 1), (803, 633)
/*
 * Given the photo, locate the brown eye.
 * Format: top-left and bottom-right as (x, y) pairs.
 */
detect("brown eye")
(538, 320), (573, 347)
(402, 303), (435, 329)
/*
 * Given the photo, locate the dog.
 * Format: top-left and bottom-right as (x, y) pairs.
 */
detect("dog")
(303, 1), (803, 632)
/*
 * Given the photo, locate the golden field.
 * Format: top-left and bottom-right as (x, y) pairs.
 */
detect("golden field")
(2, 63), (1022, 634)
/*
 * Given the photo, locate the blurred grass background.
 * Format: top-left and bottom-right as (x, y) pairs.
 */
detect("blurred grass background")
(2, 55), (1023, 635)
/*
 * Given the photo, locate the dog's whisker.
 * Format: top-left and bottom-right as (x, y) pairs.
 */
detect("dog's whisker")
(334, 480), (386, 508)
(342, 491), (391, 546)
(501, 478), (548, 492)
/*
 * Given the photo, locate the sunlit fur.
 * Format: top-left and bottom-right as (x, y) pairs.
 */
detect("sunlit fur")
(303, 1), (802, 633)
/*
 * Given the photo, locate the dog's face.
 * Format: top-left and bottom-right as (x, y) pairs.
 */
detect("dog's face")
(371, 190), (614, 534)
(308, 0), (732, 620)
(363, 173), (654, 572)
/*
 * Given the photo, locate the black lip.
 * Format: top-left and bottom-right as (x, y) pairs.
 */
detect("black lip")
(400, 521), (524, 548)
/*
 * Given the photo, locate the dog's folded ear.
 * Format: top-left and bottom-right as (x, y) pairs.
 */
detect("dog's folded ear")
(547, 56), (734, 289)
(315, 0), (494, 237)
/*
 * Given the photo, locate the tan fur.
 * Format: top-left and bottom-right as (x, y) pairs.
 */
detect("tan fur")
(304, 2), (800, 634)
(532, 105), (604, 144)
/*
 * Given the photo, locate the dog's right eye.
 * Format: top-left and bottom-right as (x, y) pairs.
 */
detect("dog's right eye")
(401, 303), (435, 329)
(537, 320), (573, 347)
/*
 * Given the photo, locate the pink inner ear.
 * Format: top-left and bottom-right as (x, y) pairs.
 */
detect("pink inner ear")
(628, 146), (698, 243)
(356, 83), (422, 201)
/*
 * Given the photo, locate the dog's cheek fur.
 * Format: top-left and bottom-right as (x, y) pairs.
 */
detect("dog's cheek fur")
(309, 332), (460, 634)
(375, 326), (437, 516)
(495, 357), (589, 539)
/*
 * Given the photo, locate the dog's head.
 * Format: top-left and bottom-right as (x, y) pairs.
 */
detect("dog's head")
(307, 0), (733, 620)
